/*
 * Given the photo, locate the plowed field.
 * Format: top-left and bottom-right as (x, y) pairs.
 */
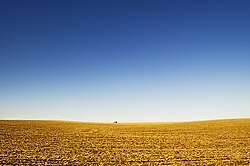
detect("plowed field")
(1, 119), (250, 165)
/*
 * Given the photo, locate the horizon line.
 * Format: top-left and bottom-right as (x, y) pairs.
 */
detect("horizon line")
(1, 117), (249, 123)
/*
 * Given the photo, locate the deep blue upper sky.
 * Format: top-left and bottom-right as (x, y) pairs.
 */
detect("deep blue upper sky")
(0, 0), (249, 121)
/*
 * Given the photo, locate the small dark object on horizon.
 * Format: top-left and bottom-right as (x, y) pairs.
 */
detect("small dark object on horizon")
(114, 121), (118, 123)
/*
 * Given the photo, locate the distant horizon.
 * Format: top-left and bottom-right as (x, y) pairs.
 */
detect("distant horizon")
(1, 117), (249, 123)
(1, 0), (249, 121)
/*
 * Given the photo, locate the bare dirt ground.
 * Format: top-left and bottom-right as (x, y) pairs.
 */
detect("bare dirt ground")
(0, 119), (250, 165)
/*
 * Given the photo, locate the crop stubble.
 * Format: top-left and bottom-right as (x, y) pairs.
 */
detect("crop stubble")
(0, 119), (250, 165)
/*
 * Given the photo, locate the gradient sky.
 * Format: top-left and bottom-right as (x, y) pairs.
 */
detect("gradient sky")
(0, 0), (249, 122)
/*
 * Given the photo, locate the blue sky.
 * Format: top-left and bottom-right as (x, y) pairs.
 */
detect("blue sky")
(0, 0), (249, 121)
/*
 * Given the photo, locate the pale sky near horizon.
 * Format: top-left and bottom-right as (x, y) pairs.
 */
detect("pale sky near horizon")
(0, 0), (249, 122)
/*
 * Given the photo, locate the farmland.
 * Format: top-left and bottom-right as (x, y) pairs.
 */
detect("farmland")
(0, 119), (250, 165)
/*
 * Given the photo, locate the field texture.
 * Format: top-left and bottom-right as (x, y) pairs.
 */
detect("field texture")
(0, 119), (250, 165)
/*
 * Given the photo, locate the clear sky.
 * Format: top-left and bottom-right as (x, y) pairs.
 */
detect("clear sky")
(0, 0), (249, 122)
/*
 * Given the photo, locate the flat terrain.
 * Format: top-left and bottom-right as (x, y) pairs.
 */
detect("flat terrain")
(0, 119), (250, 165)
